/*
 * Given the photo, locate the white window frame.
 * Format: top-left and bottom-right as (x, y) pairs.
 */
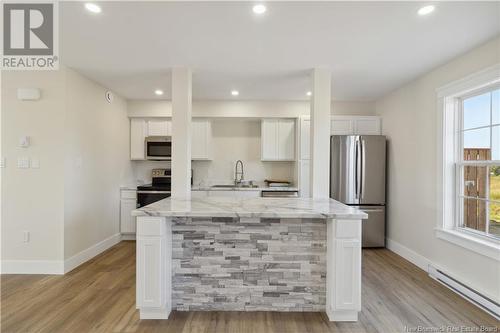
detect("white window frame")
(436, 64), (500, 261)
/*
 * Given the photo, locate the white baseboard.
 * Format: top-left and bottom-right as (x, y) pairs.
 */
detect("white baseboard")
(1, 260), (64, 275)
(121, 234), (136, 241)
(386, 238), (430, 272)
(64, 233), (121, 273)
(1, 233), (123, 275)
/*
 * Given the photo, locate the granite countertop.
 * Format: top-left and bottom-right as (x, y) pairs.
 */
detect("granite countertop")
(132, 196), (367, 219)
(191, 185), (299, 192)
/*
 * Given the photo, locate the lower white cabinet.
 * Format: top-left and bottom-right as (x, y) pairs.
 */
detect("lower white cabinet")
(299, 160), (311, 198)
(136, 217), (171, 319)
(326, 219), (362, 321)
(120, 190), (137, 234)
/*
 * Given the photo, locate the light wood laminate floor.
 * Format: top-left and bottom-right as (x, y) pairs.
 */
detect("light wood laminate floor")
(1, 241), (498, 333)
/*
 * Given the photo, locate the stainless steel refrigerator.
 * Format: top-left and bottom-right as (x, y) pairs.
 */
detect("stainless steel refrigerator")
(330, 135), (386, 247)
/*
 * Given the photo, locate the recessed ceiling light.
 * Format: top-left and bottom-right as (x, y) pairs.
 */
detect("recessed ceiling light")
(231, 90), (239, 96)
(85, 3), (102, 14)
(306, 91), (312, 97)
(418, 5), (435, 16)
(252, 4), (267, 15)
(154, 89), (164, 96)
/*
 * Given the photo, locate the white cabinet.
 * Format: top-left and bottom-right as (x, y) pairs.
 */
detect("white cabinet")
(326, 219), (362, 321)
(136, 217), (171, 319)
(298, 115), (381, 198)
(300, 117), (311, 160)
(333, 239), (361, 311)
(130, 119), (147, 160)
(331, 118), (354, 135)
(120, 190), (137, 234)
(191, 119), (212, 160)
(299, 160), (311, 198)
(353, 117), (381, 135)
(278, 120), (295, 160)
(131, 118), (212, 161)
(147, 119), (171, 136)
(261, 119), (279, 160)
(261, 119), (296, 161)
(331, 116), (381, 135)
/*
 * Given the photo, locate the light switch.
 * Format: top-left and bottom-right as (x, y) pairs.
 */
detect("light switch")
(0, 157), (5, 168)
(19, 136), (30, 148)
(17, 157), (29, 169)
(31, 158), (40, 168)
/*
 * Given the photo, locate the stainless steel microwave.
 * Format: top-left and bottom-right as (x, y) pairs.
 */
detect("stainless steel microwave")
(145, 136), (172, 160)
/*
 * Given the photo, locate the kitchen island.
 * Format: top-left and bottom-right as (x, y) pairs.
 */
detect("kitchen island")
(133, 196), (367, 321)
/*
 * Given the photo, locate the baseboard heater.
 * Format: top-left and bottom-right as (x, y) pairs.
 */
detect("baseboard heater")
(428, 265), (500, 320)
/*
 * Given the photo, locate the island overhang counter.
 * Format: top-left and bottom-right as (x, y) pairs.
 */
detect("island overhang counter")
(132, 196), (367, 322)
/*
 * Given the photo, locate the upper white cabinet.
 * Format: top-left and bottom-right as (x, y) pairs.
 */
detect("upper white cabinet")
(330, 118), (354, 135)
(147, 119), (171, 136)
(130, 119), (147, 160)
(131, 117), (212, 161)
(261, 119), (296, 161)
(191, 119), (212, 160)
(297, 115), (381, 198)
(353, 117), (381, 135)
(331, 116), (381, 136)
(300, 117), (311, 160)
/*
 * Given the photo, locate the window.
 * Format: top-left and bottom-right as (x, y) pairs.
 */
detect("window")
(437, 65), (500, 260)
(457, 88), (500, 239)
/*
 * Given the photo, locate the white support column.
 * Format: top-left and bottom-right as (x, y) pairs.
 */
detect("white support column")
(310, 68), (331, 199)
(171, 68), (192, 198)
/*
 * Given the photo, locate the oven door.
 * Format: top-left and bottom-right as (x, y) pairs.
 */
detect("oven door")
(137, 191), (171, 208)
(146, 137), (171, 160)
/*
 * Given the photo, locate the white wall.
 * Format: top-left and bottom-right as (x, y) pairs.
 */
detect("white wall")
(375, 37), (500, 301)
(192, 119), (294, 186)
(127, 100), (375, 118)
(64, 68), (133, 260)
(1, 70), (66, 264)
(1, 66), (133, 271)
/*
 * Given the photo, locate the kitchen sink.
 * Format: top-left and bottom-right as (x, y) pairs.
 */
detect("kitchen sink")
(211, 184), (259, 189)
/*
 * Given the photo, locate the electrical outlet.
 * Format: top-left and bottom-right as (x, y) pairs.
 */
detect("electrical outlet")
(30, 158), (40, 169)
(23, 231), (30, 243)
(17, 157), (29, 169)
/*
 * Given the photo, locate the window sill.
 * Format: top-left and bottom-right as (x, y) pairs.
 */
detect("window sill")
(435, 228), (500, 262)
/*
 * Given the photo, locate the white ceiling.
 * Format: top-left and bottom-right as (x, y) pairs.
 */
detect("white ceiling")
(60, 1), (500, 101)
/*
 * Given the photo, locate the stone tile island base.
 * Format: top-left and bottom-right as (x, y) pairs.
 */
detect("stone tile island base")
(136, 216), (362, 322)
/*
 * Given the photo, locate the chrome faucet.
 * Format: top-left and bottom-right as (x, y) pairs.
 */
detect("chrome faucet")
(234, 160), (244, 185)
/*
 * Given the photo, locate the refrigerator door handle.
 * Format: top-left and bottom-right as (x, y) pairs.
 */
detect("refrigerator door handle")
(356, 138), (363, 200)
(354, 139), (359, 199)
(361, 138), (366, 200)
